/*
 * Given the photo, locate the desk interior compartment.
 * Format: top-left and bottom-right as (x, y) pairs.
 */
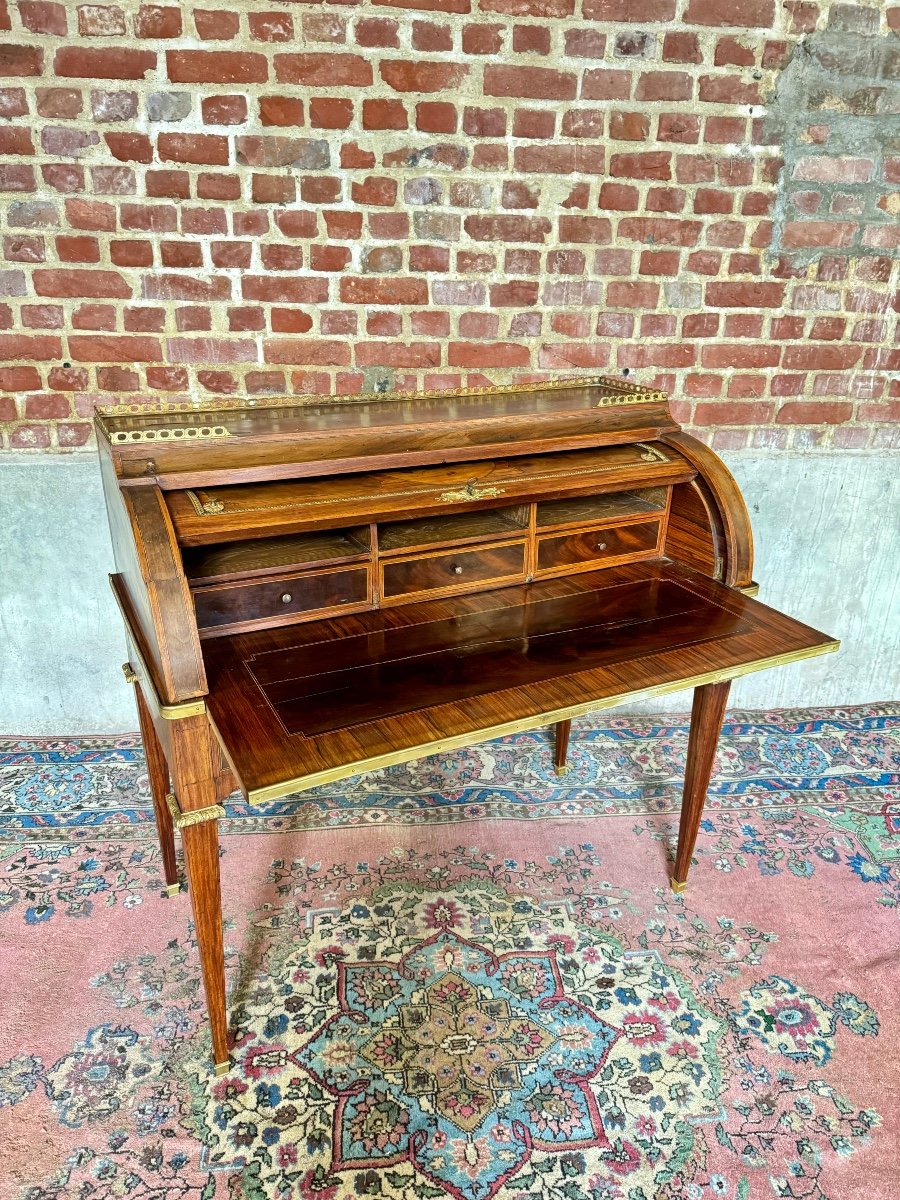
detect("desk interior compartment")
(378, 505), (529, 555)
(536, 518), (662, 576)
(193, 565), (371, 635)
(381, 539), (527, 603)
(183, 526), (370, 586)
(536, 487), (668, 531)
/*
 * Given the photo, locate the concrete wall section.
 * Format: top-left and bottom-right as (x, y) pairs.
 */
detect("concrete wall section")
(0, 450), (897, 734)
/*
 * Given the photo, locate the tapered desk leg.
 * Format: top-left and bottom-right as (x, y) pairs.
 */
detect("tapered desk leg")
(554, 719), (572, 776)
(168, 716), (230, 1074)
(672, 681), (730, 893)
(182, 817), (229, 1072)
(134, 684), (179, 895)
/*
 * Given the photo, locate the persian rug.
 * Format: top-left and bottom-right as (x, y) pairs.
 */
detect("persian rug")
(0, 703), (898, 1200)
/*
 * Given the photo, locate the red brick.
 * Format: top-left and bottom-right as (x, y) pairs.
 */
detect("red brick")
(111, 240), (153, 267)
(598, 182), (638, 210)
(783, 221), (856, 249)
(11, 424), (52, 449)
(513, 109), (555, 139)
(684, 0), (774, 26)
(104, 133), (152, 163)
(64, 199), (115, 230)
(776, 401), (852, 424)
(658, 114), (700, 143)
(260, 96), (304, 127)
(20, 2), (66, 34)
(618, 343), (696, 368)
(3, 234), (43, 262)
(715, 35), (756, 66)
(702, 343), (781, 368)
(167, 51), (268, 84)
(54, 48), (155, 79)
(193, 9), (238, 39)
(663, 32), (701, 62)
(363, 99), (407, 130)
(0, 128), (33, 155)
(0, 366), (42, 389)
(694, 188), (733, 214)
(610, 111), (649, 140)
(263, 339), (351, 366)
(584, 0), (674, 17)
(448, 342), (530, 368)
(356, 342), (441, 368)
(158, 134), (229, 166)
(68, 335), (161, 361)
(167, 337), (256, 363)
(249, 11), (294, 41)
(607, 281), (659, 308)
(56, 235), (99, 263)
(144, 274), (231, 300)
(636, 72), (692, 102)
(271, 309), (313, 334)
(302, 13), (346, 44)
(710, 282), (787, 309)
(485, 66), (576, 102)
(414, 19), (453, 50)
(276, 53), (372, 87)
(415, 102), (457, 133)
(202, 95), (247, 125)
(351, 177), (397, 207)
(36, 88), (80, 118)
(0, 45), (43, 76)
(582, 69), (632, 100)
(699, 75), (760, 105)
(610, 152), (671, 180)
(379, 60), (468, 94)
(480, 0), (572, 12)
(782, 345), (860, 370)
(23, 305), (63, 329)
(339, 277), (428, 305)
(558, 215), (612, 242)
(465, 214), (551, 243)
(33, 268), (130, 298)
(241, 277), (329, 304)
(695, 401), (773, 424)
(135, 5), (181, 37)
(512, 23), (550, 53)
(78, 5), (126, 36)
(355, 17), (399, 47)
(640, 250), (680, 275)
(196, 173), (239, 200)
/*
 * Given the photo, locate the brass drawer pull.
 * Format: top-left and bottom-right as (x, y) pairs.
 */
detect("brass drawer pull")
(281, 593), (292, 603)
(596, 541), (607, 551)
(452, 565), (463, 575)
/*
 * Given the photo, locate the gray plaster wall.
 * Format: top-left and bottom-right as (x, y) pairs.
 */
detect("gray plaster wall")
(0, 450), (897, 734)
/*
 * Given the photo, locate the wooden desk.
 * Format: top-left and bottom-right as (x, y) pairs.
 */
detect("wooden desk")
(95, 377), (837, 1073)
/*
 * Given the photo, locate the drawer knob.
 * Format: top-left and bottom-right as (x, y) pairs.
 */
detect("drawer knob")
(596, 541), (607, 551)
(281, 593), (293, 603)
(452, 565), (463, 575)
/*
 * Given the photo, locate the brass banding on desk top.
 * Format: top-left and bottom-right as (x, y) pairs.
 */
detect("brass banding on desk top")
(110, 425), (232, 444)
(184, 444), (673, 518)
(233, 639), (839, 805)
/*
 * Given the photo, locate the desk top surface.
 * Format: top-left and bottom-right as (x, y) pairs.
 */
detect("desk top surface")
(202, 561), (837, 803)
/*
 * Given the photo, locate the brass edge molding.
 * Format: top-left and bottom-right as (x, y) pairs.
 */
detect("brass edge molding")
(165, 792), (226, 830)
(120, 653), (205, 721)
(739, 581), (760, 597)
(96, 375), (666, 421)
(185, 447), (676, 517)
(242, 639), (840, 805)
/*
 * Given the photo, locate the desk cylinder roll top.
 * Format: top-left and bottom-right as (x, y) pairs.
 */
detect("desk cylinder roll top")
(95, 377), (837, 1072)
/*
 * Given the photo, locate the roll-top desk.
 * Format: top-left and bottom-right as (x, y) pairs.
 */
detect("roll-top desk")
(95, 377), (838, 1073)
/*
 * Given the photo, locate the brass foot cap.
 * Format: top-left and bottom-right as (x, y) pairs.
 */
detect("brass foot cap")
(213, 1060), (230, 1077)
(166, 882), (181, 897)
(554, 765), (570, 777)
(670, 879), (688, 894)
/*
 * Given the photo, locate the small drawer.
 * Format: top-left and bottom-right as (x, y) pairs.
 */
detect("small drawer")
(381, 540), (526, 601)
(536, 519), (661, 574)
(194, 566), (370, 632)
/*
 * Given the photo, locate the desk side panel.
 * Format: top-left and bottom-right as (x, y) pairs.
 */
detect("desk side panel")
(99, 439), (207, 703)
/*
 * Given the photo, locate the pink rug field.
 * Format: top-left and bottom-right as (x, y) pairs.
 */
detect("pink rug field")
(1, 705), (898, 1200)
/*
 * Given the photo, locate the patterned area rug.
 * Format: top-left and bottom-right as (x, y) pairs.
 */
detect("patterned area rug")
(1, 704), (898, 1200)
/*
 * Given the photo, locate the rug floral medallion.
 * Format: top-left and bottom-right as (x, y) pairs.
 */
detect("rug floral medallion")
(0, 705), (898, 1200)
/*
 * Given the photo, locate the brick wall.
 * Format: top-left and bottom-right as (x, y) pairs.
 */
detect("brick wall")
(1, 0), (898, 453)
